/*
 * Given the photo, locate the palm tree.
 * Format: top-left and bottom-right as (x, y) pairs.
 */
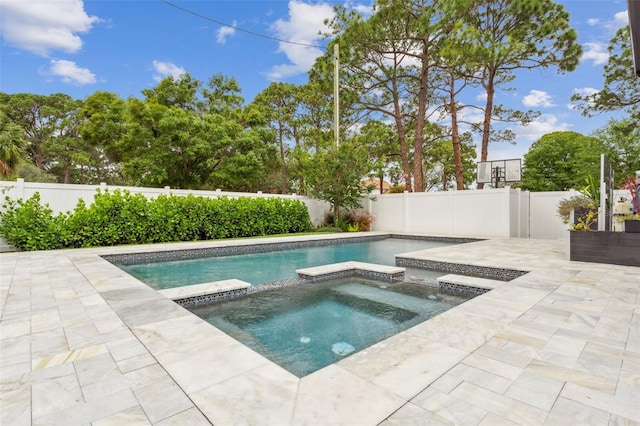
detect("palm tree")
(0, 119), (25, 177)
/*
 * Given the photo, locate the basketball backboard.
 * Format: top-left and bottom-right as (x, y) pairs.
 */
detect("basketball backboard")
(476, 159), (522, 186)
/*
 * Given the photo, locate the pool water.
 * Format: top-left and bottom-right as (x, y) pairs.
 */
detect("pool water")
(189, 277), (469, 377)
(118, 238), (457, 289)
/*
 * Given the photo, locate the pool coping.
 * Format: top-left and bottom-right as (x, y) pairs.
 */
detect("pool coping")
(437, 273), (504, 297)
(296, 261), (406, 282)
(158, 279), (252, 308)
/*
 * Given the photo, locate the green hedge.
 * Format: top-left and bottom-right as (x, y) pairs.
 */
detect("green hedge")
(0, 189), (313, 251)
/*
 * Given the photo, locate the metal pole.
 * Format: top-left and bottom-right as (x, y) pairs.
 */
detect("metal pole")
(334, 44), (339, 149)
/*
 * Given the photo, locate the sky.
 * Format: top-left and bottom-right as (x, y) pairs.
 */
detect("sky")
(0, 0), (632, 164)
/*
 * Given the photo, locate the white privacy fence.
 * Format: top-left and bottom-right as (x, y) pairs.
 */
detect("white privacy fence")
(5, 179), (629, 251)
(365, 188), (533, 238)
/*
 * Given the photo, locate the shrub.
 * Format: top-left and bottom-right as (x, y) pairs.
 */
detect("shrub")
(557, 195), (595, 224)
(0, 190), (313, 251)
(65, 190), (151, 247)
(348, 210), (375, 232)
(0, 193), (66, 251)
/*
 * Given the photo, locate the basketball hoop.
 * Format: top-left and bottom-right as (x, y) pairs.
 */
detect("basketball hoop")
(476, 159), (522, 188)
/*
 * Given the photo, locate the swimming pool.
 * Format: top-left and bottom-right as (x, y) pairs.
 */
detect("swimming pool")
(116, 237), (461, 289)
(189, 276), (470, 376)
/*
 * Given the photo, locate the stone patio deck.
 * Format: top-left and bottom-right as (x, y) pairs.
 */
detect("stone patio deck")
(1, 233), (638, 425)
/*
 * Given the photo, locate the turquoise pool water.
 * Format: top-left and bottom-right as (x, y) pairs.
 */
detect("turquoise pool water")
(189, 277), (469, 376)
(119, 238), (457, 289)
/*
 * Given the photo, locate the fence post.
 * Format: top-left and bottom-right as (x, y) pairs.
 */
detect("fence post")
(505, 186), (512, 237)
(16, 178), (25, 200)
(448, 190), (454, 236)
(403, 190), (409, 233)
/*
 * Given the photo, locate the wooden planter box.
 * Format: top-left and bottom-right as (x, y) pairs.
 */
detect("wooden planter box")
(625, 220), (640, 233)
(570, 231), (640, 267)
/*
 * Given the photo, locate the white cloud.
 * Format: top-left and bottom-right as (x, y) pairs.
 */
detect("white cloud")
(522, 90), (555, 108)
(348, 2), (375, 16)
(573, 87), (599, 97)
(216, 22), (236, 44)
(0, 0), (100, 56)
(609, 10), (629, 30)
(476, 92), (488, 102)
(512, 114), (571, 142)
(485, 114), (572, 160)
(266, 1), (335, 80)
(47, 59), (96, 85)
(568, 87), (599, 110)
(152, 60), (186, 81)
(587, 10), (628, 32)
(581, 42), (609, 66)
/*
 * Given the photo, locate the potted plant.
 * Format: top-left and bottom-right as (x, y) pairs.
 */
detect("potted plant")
(565, 174), (640, 266)
(621, 176), (639, 233)
(557, 175), (600, 231)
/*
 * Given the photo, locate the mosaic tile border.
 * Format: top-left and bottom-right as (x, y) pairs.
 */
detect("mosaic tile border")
(173, 278), (312, 306)
(247, 278), (309, 294)
(102, 234), (478, 266)
(173, 288), (248, 308)
(438, 282), (490, 298)
(102, 235), (391, 265)
(388, 234), (481, 244)
(297, 269), (405, 283)
(395, 258), (528, 281)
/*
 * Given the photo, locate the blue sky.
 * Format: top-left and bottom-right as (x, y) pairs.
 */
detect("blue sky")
(0, 0), (631, 161)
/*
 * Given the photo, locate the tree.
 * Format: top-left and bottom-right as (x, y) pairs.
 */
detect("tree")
(571, 26), (640, 121)
(42, 95), (88, 184)
(520, 131), (607, 191)
(13, 163), (57, 183)
(460, 0), (582, 188)
(0, 93), (62, 171)
(0, 92), (97, 183)
(322, 3), (425, 191)
(141, 72), (201, 111)
(282, 81), (335, 195)
(353, 120), (400, 194)
(305, 141), (372, 225)
(113, 74), (278, 191)
(0, 115), (25, 177)
(78, 91), (127, 183)
(201, 73), (245, 115)
(252, 82), (298, 193)
(423, 127), (477, 191)
(593, 117), (640, 185)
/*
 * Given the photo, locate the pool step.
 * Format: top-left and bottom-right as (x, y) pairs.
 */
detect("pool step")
(296, 261), (405, 282)
(159, 279), (251, 307)
(332, 283), (435, 314)
(437, 274), (504, 297)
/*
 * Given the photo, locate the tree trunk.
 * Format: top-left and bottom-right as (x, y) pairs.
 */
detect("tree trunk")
(278, 121), (287, 194)
(449, 71), (464, 191)
(64, 162), (71, 184)
(477, 68), (496, 190)
(413, 50), (430, 193)
(393, 102), (413, 192)
(442, 168), (448, 191)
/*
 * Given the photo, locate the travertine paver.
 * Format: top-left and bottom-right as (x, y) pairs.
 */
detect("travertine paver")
(0, 233), (639, 425)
